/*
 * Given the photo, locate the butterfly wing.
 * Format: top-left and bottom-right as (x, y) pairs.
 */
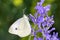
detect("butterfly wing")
(8, 18), (23, 35)
(8, 15), (31, 37)
(17, 16), (31, 37)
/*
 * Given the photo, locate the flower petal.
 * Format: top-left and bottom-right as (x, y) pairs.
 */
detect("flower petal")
(29, 14), (36, 23)
(44, 5), (51, 12)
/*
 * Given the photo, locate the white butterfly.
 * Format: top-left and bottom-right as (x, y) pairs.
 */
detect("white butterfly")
(8, 14), (31, 37)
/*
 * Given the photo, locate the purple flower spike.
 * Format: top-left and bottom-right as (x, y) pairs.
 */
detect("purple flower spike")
(29, 0), (60, 40)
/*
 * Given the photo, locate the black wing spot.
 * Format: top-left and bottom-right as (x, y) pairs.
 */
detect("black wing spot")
(15, 28), (18, 30)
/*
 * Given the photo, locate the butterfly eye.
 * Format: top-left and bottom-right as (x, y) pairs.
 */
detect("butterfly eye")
(15, 28), (18, 30)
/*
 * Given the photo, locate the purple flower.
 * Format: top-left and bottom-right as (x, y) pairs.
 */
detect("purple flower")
(34, 37), (38, 40)
(34, 37), (43, 40)
(36, 16), (44, 24)
(29, 14), (36, 24)
(51, 32), (59, 40)
(35, 0), (51, 16)
(42, 15), (54, 27)
(35, 5), (45, 14)
(38, 37), (43, 40)
(44, 5), (51, 12)
(29, 0), (60, 40)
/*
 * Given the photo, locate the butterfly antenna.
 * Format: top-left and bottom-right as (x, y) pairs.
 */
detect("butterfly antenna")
(23, 8), (26, 15)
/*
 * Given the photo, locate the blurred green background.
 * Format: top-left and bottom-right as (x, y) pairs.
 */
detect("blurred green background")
(0, 0), (60, 40)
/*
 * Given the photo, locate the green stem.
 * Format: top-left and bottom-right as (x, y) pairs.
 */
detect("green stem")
(28, 34), (32, 40)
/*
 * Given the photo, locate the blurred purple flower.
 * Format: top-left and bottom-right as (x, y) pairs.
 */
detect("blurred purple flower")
(29, 0), (60, 40)
(42, 15), (54, 27)
(38, 37), (43, 40)
(50, 32), (59, 40)
(29, 14), (36, 24)
(36, 16), (44, 24)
